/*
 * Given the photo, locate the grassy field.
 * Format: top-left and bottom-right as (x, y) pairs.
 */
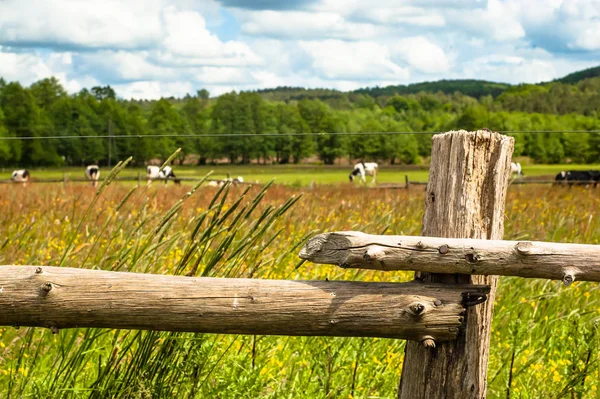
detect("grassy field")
(1, 166), (600, 398)
(3, 163), (600, 186)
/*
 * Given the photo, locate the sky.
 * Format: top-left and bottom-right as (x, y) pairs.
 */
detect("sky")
(0, 0), (599, 99)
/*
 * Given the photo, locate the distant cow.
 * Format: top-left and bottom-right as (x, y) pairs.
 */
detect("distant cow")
(511, 162), (523, 177)
(349, 162), (378, 183)
(147, 165), (181, 185)
(206, 174), (244, 188)
(85, 165), (100, 187)
(11, 169), (30, 184)
(225, 173), (244, 185)
(555, 170), (600, 187)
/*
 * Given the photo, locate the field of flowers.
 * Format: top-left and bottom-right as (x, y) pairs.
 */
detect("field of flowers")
(1, 169), (600, 398)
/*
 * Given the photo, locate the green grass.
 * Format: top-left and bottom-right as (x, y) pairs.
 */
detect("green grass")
(5, 163), (600, 186)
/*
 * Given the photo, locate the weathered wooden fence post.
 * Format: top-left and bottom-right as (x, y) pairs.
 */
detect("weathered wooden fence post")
(398, 129), (514, 398)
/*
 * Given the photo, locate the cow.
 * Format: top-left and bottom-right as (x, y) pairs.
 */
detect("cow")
(511, 162), (523, 177)
(11, 169), (30, 185)
(349, 162), (378, 183)
(225, 173), (244, 185)
(555, 170), (600, 187)
(147, 165), (181, 185)
(206, 174), (244, 188)
(85, 165), (100, 187)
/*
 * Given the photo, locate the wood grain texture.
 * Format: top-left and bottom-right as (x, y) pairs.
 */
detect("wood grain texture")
(398, 130), (514, 399)
(0, 266), (488, 342)
(300, 231), (599, 283)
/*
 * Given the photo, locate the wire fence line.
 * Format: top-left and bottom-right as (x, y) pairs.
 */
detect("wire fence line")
(0, 175), (260, 186)
(1, 129), (600, 141)
(1, 175), (586, 188)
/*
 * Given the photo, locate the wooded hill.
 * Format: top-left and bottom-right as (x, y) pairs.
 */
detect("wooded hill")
(0, 65), (599, 167)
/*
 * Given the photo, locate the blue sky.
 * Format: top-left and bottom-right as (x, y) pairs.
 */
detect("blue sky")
(0, 0), (598, 99)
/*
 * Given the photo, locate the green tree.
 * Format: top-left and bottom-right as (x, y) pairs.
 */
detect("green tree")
(0, 106), (11, 164)
(148, 99), (184, 162)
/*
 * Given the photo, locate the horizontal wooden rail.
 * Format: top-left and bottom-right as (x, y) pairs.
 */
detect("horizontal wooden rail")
(0, 266), (489, 344)
(299, 231), (600, 284)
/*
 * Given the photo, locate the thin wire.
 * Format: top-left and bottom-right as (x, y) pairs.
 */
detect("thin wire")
(1, 130), (600, 140)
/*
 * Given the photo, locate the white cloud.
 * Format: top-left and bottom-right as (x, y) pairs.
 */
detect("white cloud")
(113, 80), (194, 100)
(194, 67), (251, 84)
(0, 0), (598, 99)
(447, 0), (525, 42)
(0, 47), (91, 93)
(77, 51), (171, 81)
(161, 6), (261, 65)
(0, 0), (164, 49)
(392, 37), (451, 74)
(299, 40), (409, 81)
(462, 55), (557, 84)
(0, 51), (54, 83)
(239, 10), (388, 40)
(363, 10), (445, 27)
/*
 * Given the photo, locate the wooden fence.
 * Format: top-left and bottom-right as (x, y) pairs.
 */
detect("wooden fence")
(1, 129), (597, 398)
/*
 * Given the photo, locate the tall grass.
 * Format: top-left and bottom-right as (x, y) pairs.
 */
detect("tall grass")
(1, 171), (600, 397)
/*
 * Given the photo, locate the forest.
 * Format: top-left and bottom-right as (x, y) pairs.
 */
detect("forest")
(0, 65), (599, 167)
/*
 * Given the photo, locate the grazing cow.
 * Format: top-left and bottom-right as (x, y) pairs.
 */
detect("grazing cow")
(511, 162), (523, 177)
(206, 180), (223, 187)
(349, 162), (378, 183)
(207, 174), (244, 188)
(11, 169), (30, 184)
(225, 173), (244, 184)
(555, 170), (600, 187)
(85, 165), (100, 187)
(147, 165), (181, 185)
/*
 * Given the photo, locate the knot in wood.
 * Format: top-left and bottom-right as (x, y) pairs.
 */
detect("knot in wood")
(428, 192), (435, 203)
(563, 273), (574, 286)
(465, 253), (478, 263)
(35, 267), (43, 274)
(40, 282), (53, 294)
(515, 241), (532, 254)
(415, 241), (425, 249)
(409, 303), (426, 316)
(421, 336), (436, 348)
(438, 244), (449, 255)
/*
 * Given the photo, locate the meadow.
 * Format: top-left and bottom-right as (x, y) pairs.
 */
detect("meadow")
(1, 167), (600, 398)
(4, 162), (600, 187)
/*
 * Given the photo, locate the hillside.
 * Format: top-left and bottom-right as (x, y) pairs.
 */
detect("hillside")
(554, 66), (600, 84)
(255, 65), (599, 103)
(353, 79), (511, 99)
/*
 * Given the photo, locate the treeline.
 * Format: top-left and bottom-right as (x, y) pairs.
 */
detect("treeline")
(0, 73), (599, 167)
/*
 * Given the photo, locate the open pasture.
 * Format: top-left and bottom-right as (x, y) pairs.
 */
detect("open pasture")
(4, 163), (600, 187)
(1, 181), (600, 398)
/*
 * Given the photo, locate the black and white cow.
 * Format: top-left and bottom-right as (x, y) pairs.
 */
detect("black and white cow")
(555, 170), (600, 187)
(206, 174), (244, 187)
(226, 173), (244, 184)
(85, 165), (100, 187)
(147, 165), (181, 185)
(511, 162), (523, 177)
(349, 162), (378, 183)
(11, 169), (30, 184)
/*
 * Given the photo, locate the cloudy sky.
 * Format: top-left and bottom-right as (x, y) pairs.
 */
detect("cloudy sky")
(0, 0), (598, 99)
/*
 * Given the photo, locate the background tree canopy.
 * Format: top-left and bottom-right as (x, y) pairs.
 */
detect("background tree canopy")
(0, 66), (599, 167)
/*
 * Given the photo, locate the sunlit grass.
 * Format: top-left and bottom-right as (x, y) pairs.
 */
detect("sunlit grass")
(1, 171), (600, 398)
